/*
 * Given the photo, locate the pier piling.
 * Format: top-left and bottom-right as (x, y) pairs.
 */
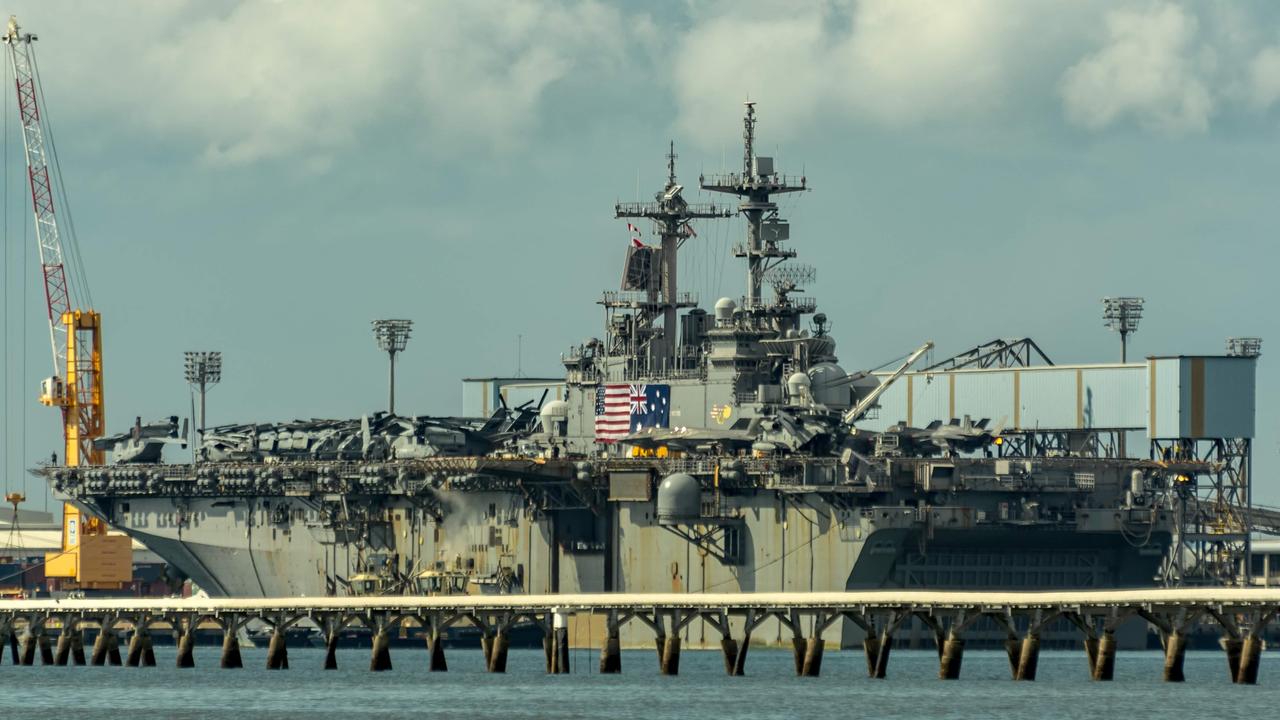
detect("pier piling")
(1237, 634), (1262, 685)
(220, 628), (243, 669)
(800, 636), (824, 677)
(428, 626), (447, 672)
(370, 629), (392, 672)
(1092, 631), (1116, 681)
(600, 626), (622, 674)
(70, 628), (85, 665)
(939, 631), (965, 680)
(20, 631), (35, 665)
(37, 632), (53, 665)
(176, 630), (195, 669)
(1162, 631), (1187, 682)
(1014, 634), (1040, 681)
(659, 634), (681, 676)
(1224, 637), (1243, 683)
(718, 637), (737, 676)
(266, 627), (289, 670)
(488, 630), (510, 673)
(323, 632), (339, 670)
(732, 632), (750, 676)
(3, 627), (16, 664)
(54, 631), (71, 666)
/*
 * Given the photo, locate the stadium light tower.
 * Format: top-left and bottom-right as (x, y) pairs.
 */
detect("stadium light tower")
(184, 351), (223, 446)
(372, 319), (413, 415)
(1102, 297), (1144, 363)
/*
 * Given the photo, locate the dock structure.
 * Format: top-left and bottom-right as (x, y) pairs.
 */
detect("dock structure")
(1, 590), (1276, 683)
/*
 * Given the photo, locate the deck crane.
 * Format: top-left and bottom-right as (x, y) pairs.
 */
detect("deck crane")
(4, 17), (129, 589)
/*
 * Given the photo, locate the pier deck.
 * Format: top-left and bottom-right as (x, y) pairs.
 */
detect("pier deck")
(2, 590), (1277, 682)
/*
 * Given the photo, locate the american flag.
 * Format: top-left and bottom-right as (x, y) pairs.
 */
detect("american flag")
(595, 383), (670, 443)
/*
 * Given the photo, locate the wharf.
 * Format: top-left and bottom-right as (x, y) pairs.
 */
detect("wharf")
(2, 590), (1277, 683)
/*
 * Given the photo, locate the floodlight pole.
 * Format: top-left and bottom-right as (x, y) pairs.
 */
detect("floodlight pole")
(184, 351), (223, 451)
(372, 320), (413, 415)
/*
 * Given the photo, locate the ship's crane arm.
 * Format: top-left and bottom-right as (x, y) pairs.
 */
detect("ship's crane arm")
(842, 341), (934, 426)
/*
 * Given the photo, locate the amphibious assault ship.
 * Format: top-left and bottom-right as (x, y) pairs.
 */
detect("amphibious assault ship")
(38, 105), (1258, 646)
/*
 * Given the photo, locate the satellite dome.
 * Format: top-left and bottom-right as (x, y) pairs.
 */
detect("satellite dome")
(808, 362), (851, 408)
(714, 297), (737, 322)
(656, 473), (700, 525)
(786, 372), (811, 401)
(539, 400), (569, 435)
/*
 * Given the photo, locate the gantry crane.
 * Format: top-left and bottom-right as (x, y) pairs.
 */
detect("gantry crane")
(4, 17), (129, 589)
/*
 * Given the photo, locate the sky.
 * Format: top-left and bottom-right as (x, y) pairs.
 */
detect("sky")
(1, 0), (1279, 510)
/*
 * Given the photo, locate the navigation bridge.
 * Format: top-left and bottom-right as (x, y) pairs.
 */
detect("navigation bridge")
(2, 590), (1277, 684)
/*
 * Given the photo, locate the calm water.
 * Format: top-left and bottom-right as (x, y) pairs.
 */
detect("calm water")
(0, 647), (1274, 719)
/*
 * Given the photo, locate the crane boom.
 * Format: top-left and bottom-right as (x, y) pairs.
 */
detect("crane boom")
(842, 341), (934, 426)
(4, 16), (124, 589)
(3, 16), (104, 466)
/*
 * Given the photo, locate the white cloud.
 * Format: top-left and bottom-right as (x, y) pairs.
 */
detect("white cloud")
(18, 0), (644, 166)
(671, 0), (1029, 147)
(1059, 3), (1214, 134)
(1249, 46), (1280, 109)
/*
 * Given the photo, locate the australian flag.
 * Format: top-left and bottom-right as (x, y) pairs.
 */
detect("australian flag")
(595, 383), (670, 443)
(628, 383), (670, 432)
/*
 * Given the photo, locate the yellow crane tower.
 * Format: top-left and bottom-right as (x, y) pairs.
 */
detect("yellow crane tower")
(4, 17), (129, 590)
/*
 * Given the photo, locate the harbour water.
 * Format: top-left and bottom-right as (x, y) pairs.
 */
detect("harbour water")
(0, 648), (1273, 719)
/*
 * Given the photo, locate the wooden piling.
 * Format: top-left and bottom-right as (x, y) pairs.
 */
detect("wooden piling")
(659, 634), (681, 676)
(801, 636), (824, 677)
(125, 630), (144, 667)
(266, 627), (289, 670)
(1162, 631), (1186, 682)
(719, 637), (738, 676)
(790, 636), (806, 676)
(370, 629), (392, 672)
(600, 627), (622, 674)
(939, 632), (965, 680)
(220, 628), (243, 669)
(554, 627), (571, 674)
(1092, 631), (1116, 681)
(54, 631), (71, 665)
(20, 632), (37, 665)
(489, 631), (510, 673)
(428, 627), (447, 672)
(1237, 635), (1262, 685)
(1224, 637), (1243, 683)
(323, 632), (339, 670)
(862, 634), (880, 678)
(176, 630), (196, 668)
(732, 632), (750, 676)
(1015, 633), (1040, 681)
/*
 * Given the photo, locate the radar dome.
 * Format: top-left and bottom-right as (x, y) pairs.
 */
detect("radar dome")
(539, 400), (569, 435)
(808, 362), (851, 408)
(656, 473), (700, 525)
(786, 372), (811, 401)
(714, 297), (737, 323)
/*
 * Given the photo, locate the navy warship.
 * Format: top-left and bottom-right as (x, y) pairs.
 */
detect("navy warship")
(38, 104), (1256, 645)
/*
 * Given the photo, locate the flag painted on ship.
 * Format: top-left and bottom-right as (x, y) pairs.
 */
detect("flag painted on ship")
(594, 383), (670, 443)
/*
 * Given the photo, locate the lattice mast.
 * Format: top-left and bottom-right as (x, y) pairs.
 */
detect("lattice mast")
(4, 16), (105, 468)
(614, 142), (730, 364)
(700, 102), (807, 310)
